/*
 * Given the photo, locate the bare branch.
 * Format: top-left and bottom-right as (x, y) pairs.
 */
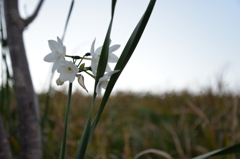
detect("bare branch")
(23, 0), (44, 27)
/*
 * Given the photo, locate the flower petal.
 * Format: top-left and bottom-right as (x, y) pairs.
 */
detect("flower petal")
(91, 39), (96, 55)
(91, 57), (98, 75)
(57, 37), (63, 47)
(57, 60), (78, 82)
(106, 64), (112, 72)
(96, 82), (102, 97)
(101, 81), (108, 89)
(48, 40), (59, 52)
(99, 75), (109, 82)
(106, 70), (120, 78)
(109, 44), (120, 52)
(63, 46), (66, 55)
(52, 60), (63, 72)
(60, 73), (69, 82)
(108, 53), (118, 63)
(44, 53), (55, 62)
(68, 75), (75, 83)
(95, 46), (102, 55)
(105, 64), (112, 72)
(96, 70), (120, 97)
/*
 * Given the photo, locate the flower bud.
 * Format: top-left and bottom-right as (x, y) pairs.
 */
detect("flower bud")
(56, 78), (64, 86)
(85, 52), (91, 56)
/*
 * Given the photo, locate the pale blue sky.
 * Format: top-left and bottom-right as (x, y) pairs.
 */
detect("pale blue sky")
(15, 0), (240, 94)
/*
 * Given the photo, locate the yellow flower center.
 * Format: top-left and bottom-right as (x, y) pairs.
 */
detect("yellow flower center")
(67, 67), (72, 71)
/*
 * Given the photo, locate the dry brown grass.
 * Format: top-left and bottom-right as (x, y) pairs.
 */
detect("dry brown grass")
(2, 86), (240, 159)
(36, 89), (240, 159)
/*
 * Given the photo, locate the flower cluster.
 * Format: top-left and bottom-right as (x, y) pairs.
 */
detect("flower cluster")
(43, 37), (120, 97)
(44, 37), (78, 85)
(90, 39), (120, 76)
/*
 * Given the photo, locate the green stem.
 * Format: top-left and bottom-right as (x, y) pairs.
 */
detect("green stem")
(65, 55), (91, 60)
(77, 55), (86, 67)
(59, 82), (73, 159)
(82, 57), (91, 60)
(84, 71), (95, 79)
(65, 55), (73, 58)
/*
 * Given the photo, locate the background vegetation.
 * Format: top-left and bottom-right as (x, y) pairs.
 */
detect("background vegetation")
(1, 80), (240, 159)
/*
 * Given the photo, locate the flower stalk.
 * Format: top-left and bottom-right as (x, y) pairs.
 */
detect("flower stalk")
(59, 83), (73, 159)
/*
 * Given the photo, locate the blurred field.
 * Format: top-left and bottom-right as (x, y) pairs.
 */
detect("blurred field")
(1, 86), (240, 159)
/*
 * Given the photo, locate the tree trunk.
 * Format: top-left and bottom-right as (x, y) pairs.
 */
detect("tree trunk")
(3, 0), (43, 158)
(0, 115), (13, 159)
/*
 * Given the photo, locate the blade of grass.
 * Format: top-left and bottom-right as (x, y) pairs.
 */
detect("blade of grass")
(62, 0), (75, 41)
(192, 143), (240, 159)
(90, 0), (156, 135)
(134, 149), (174, 159)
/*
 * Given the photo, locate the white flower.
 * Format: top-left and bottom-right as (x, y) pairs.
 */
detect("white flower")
(96, 70), (120, 97)
(44, 37), (66, 72)
(57, 60), (78, 83)
(90, 39), (120, 75)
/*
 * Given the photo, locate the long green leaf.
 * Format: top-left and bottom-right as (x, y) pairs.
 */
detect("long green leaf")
(90, 0), (156, 136)
(192, 143), (240, 159)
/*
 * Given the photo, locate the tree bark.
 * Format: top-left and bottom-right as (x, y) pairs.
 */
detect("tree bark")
(0, 115), (13, 159)
(3, 0), (44, 158)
